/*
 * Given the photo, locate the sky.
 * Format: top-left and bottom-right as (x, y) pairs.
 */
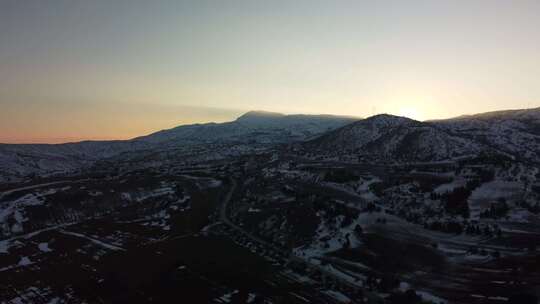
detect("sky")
(1, 0), (539, 143)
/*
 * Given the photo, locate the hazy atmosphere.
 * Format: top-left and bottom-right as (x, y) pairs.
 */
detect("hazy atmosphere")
(1, 0), (539, 142)
(2, 2), (540, 304)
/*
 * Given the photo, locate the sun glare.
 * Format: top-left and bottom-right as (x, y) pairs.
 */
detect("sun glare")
(398, 107), (422, 121)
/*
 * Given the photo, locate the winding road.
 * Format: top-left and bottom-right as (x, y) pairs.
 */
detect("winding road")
(217, 178), (369, 298)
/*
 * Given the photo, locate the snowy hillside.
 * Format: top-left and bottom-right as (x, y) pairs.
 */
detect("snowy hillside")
(435, 107), (540, 162)
(4, 107), (540, 182)
(304, 114), (486, 162)
(0, 112), (358, 182)
(0, 141), (152, 182)
(135, 111), (358, 145)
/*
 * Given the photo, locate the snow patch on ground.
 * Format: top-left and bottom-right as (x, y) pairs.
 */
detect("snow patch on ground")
(0, 239), (11, 253)
(434, 177), (467, 194)
(18, 256), (32, 266)
(470, 180), (522, 201)
(323, 290), (352, 303)
(60, 230), (125, 251)
(469, 179), (523, 219)
(0, 193), (46, 236)
(416, 290), (448, 304)
(38, 242), (53, 252)
(294, 214), (362, 259)
(217, 290), (239, 303)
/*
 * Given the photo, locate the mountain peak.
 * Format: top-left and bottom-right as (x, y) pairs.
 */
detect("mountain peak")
(365, 113), (413, 120)
(235, 111), (286, 123)
(361, 113), (417, 127)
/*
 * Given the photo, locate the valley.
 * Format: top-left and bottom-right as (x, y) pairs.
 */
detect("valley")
(1, 109), (540, 303)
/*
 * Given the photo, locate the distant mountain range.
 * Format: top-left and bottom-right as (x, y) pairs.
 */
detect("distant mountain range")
(134, 111), (359, 145)
(0, 111), (358, 182)
(303, 107), (540, 163)
(1, 107), (540, 182)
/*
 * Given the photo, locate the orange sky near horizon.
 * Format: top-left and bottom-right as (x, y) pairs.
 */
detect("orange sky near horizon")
(1, 1), (539, 143)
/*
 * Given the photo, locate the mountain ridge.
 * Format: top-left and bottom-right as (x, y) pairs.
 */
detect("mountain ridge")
(301, 107), (540, 163)
(2, 107), (540, 182)
(0, 111), (359, 182)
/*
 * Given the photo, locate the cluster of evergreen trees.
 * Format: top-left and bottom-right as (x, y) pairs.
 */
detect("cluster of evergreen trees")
(429, 178), (485, 219)
(479, 198), (510, 219)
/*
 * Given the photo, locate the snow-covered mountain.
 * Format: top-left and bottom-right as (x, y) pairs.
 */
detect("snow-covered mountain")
(434, 107), (540, 162)
(135, 111), (358, 145)
(0, 111), (358, 182)
(0, 141), (152, 182)
(303, 114), (486, 162)
(3, 107), (540, 182)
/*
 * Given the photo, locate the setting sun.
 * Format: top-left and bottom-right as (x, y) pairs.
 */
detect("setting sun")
(1, 2), (540, 303)
(397, 107), (423, 121)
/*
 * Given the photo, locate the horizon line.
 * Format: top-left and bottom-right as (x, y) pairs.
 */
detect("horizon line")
(1, 106), (538, 145)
